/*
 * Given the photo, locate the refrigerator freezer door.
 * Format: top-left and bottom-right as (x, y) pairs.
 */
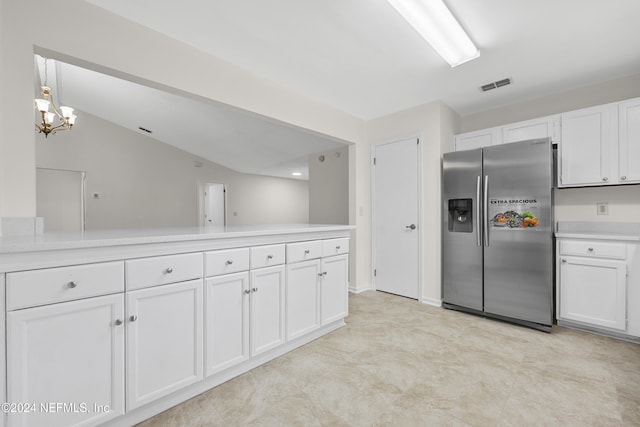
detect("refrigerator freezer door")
(442, 149), (483, 311)
(482, 139), (554, 326)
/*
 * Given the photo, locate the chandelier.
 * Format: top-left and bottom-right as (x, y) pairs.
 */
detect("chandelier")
(34, 58), (77, 138)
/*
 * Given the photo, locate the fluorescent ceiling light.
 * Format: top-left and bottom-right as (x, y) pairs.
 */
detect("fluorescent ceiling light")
(387, 0), (479, 67)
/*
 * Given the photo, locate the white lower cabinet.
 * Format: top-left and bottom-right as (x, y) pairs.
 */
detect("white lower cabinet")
(321, 254), (349, 324)
(204, 272), (250, 376)
(7, 294), (125, 427)
(126, 279), (203, 410)
(250, 265), (286, 356)
(286, 259), (321, 340)
(558, 255), (627, 331)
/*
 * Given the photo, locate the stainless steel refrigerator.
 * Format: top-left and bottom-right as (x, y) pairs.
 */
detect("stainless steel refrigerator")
(442, 138), (554, 331)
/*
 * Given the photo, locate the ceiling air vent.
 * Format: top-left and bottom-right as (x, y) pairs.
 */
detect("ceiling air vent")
(480, 77), (512, 92)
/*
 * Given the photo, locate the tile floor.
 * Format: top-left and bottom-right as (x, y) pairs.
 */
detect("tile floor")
(138, 291), (640, 426)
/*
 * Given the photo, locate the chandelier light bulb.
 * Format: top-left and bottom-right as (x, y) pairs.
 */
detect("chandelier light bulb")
(35, 98), (50, 113)
(59, 106), (74, 119)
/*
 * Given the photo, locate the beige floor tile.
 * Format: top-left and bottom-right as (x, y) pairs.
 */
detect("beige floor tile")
(138, 291), (639, 427)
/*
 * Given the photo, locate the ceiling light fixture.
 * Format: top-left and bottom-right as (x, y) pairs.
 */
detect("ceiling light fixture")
(291, 172), (302, 177)
(34, 58), (77, 138)
(386, 0), (479, 67)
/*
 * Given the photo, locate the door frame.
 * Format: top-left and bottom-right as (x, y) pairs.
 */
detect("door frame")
(197, 182), (227, 226)
(371, 134), (423, 300)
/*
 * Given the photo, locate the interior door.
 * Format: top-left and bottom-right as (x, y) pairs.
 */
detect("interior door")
(36, 168), (85, 231)
(203, 183), (225, 226)
(373, 137), (420, 299)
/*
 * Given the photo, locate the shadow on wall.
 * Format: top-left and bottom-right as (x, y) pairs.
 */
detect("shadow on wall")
(308, 146), (349, 225)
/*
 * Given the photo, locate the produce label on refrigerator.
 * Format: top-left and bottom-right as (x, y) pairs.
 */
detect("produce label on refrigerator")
(489, 197), (541, 229)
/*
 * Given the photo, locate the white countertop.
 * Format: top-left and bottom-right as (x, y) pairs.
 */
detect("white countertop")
(555, 222), (640, 241)
(0, 224), (354, 254)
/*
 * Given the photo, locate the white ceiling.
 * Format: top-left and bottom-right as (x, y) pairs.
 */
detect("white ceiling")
(84, 0), (640, 119)
(55, 1), (640, 179)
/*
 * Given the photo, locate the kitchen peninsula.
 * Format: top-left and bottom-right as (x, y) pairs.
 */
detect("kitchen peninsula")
(0, 224), (353, 427)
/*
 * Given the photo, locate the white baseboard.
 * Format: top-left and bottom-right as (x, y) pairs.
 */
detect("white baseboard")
(349, 283), (372, 294)
(421, 296), (442, 307)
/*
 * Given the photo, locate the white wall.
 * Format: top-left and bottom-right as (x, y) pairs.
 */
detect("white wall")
(1, 0), (370, 290)
(308, 145), (349, 225)
(366, 101), (459, 304)
(36, 110), (308, 229)
(458, 73), (640, 224)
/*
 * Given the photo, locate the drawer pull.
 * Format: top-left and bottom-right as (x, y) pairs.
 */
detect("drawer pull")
(114, 319), (123, 326)
(588, 248), (594, 252)
(621, 176), (627, 181)
(304, 249), (310, 254)
(165, 267), (174, 274)
(67, 281), (78, 289)
(130, 315), (138, 322)
(267, 255), (274, 260)
(336, 245), (341, 250)
(226, 260), (234, 265)
(561, 259), (567, 263)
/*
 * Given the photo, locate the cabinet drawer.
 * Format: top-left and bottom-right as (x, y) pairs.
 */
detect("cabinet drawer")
(322, 238), (349, 257)
(204, 248), (250, 277)
(126, 253), (203, 290)
(287, 240), (322, 263)
(6, 261), (124, 310)
(250, 244), (285, 269)
(559, 240), (626, 260)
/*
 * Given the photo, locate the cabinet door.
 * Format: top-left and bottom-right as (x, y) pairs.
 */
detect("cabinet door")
(204, 272), (250, 377)
(559, 257), (626, 331)
(250, 265), (286, 356)
(321, 255), (349, 325)
(7, 294), (125, 427)
(126, 279), (203, 410)
(502, 116), (560, 144)
(454, 127), (501, 151)
(560, 104), (615, 186)
(286, 260), (320, 340)
(618, 97), (640, 184)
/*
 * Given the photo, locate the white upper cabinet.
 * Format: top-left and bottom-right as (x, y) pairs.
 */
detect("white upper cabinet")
(502, 115), (560, 144)
(559, 103), (615, 187)
(454, 127), (501, 151)
(618, 97), (640, 184)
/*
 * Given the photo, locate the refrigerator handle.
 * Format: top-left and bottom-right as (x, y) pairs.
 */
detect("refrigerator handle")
(476, 176), (481, 247)
(483, 175), (489, 247)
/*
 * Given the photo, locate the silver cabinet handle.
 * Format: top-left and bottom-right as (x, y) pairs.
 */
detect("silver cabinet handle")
(165, 267), (173, 274)
(603, 177), (609, 182)
(67, 281), (78, 289)
(114, 319), (123, 326)
(318, 273), (324, 277)
(130, 315), (138, 322)
(323, 272), (327, 276)
(405, 224), (416, 230)
(267, 255), (274, 260)
(588, 247), (594, 252)
(226, 260), (233, 265)
(336, 245), (341, 250)
(621, 176), (627, 181)
(304, 249), (310, 254)
(561, 259), (567, 263)
(252, 287), (258, 293)
(244, 289), (251, 294)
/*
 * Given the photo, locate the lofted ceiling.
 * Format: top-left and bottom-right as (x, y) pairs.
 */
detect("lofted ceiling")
(58, 0), (640, 179)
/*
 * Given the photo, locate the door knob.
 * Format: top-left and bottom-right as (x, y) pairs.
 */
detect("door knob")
(405, 224), (416, 230)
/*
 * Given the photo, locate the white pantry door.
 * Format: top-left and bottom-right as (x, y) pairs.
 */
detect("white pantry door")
(372, 137), (420, 299)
